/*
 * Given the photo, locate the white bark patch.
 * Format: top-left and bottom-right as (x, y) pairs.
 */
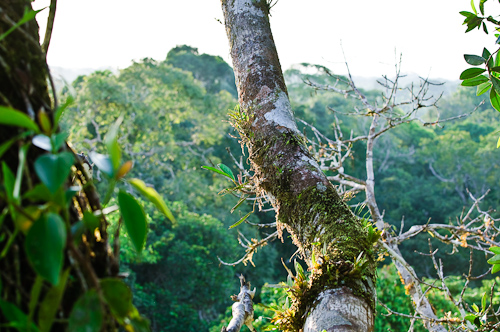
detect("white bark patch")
(303, 288), (373, 332)
(229, 0), (265, 17)
(264, 91), (299, 133)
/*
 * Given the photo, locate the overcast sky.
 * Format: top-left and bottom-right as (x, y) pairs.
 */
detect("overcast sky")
(33, 0), (495, 80)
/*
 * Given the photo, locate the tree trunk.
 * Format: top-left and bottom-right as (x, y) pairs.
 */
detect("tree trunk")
(220, 1), (376, 330)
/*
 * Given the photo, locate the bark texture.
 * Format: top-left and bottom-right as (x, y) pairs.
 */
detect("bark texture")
(221, 1), (376, 330)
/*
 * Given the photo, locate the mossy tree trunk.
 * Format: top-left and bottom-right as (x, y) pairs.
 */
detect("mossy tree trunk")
(220, 1), (376, 330)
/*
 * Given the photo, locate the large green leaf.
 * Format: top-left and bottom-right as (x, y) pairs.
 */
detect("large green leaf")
(34, 152), (74, 194)
(128, 178), (175, 223)
(218, 163), (236, 181)
(459, 67), (486, 80)
(464, 54), (486, 66)
(492, 75), (500, 95)
(461, 75), (488, 86)
(25, 213), (67, 285)
(68, 290), (103, 332)
(100, 278), (133, 319)
(487, 254), (500, 264)
(0, 106), (40, 132)
(118, 191), (147, 253)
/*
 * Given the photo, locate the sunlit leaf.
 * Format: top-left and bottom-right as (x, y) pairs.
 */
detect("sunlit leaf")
(487, 253), (500, 264)
(68, 290), (103, 332)
(100, 278), (133, 318)
(89, 152), (114, 177)
(118, 191), (147, 253)
(461, 75), (488, 86)
(129, 178), (175, 223)
(481, 292), (487, 311)
(471, 0), (477, 15)
(116, 160), (133, 179)
(492, 264), (500, 274)
(25, 213), (66, 285)
(32, 134), (52, 151)
(476, 81), (491, 96)
(0, 106), (40, 132)
(34, 152), (74, 194)
(37, 109), (51, 134)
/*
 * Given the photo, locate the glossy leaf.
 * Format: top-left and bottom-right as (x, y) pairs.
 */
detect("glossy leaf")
(0, 300), (39, 332)
(476, 81), (491, 96)
(100, 278), (133, 318)
(461, 75), (488, 86)
(464, 54), (486, 65)
(38, 269), (70, 332)
(118, 191), (147, 252)
(34, 152), (74, 194)
(32, 134), (52, 151)
(460, 67), (486, 80)
(68, 290), (103, 332)
(0, 106), (40, 132)
(471, 0), (477, 14)
(129, 178), (175, 223)
(492, 264), (500, 274)
(25, 213), (67, 285)
(89, 152), (114, 177)
(490, 88), (500, 112)
(492, 75), (500, 95)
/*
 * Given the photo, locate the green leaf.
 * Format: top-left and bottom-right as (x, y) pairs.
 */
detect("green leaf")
(34, 152), (74, 194)
(228, 210), (253, 229)
(464, 54), (486, 65)
(497, 136), (500, 148)
(23, 184), (52, 202)
(490, 246), (500, 254)
(118, 191), (147, 253)
(38, 269), (70, 332)
(0, 132), (30, 159)
(480, 0), (486, 15)
(461, 75), (488, 86)
(460, 67), (486, 79)
(464, 313), (481, 327)
(2, 162), (16, 203)
(471, 0), (478, 14)
(129, 178), (175, 223)
(25, 213), (66, 285)
(51, 132), (68, 152)
(68, 290), (103, 332)
(487, 254), (500, 264)
(231, 195), (248, 214)
(0, 300), (39, 332)
(0, 7), (45, 42)
(0, 106), (40, 132)
(100, 278), (133, 318)
(490, 88), (500, 112)
(218, 163), (235, 181)
(201, 165), (235, 182)
(472, 303), (479, 313)
(53, 96), (73, 130)
(476, 81), (491, 95)
(89, 152), (114, 177)
(492, 263), (500, 273)
(460, 11), (475, 18)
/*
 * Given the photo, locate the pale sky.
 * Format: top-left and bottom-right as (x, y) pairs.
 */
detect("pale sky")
(32, 0), (495, 80)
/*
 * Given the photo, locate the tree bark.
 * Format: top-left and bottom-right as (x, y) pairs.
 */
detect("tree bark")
(220, 1), (376, 330)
